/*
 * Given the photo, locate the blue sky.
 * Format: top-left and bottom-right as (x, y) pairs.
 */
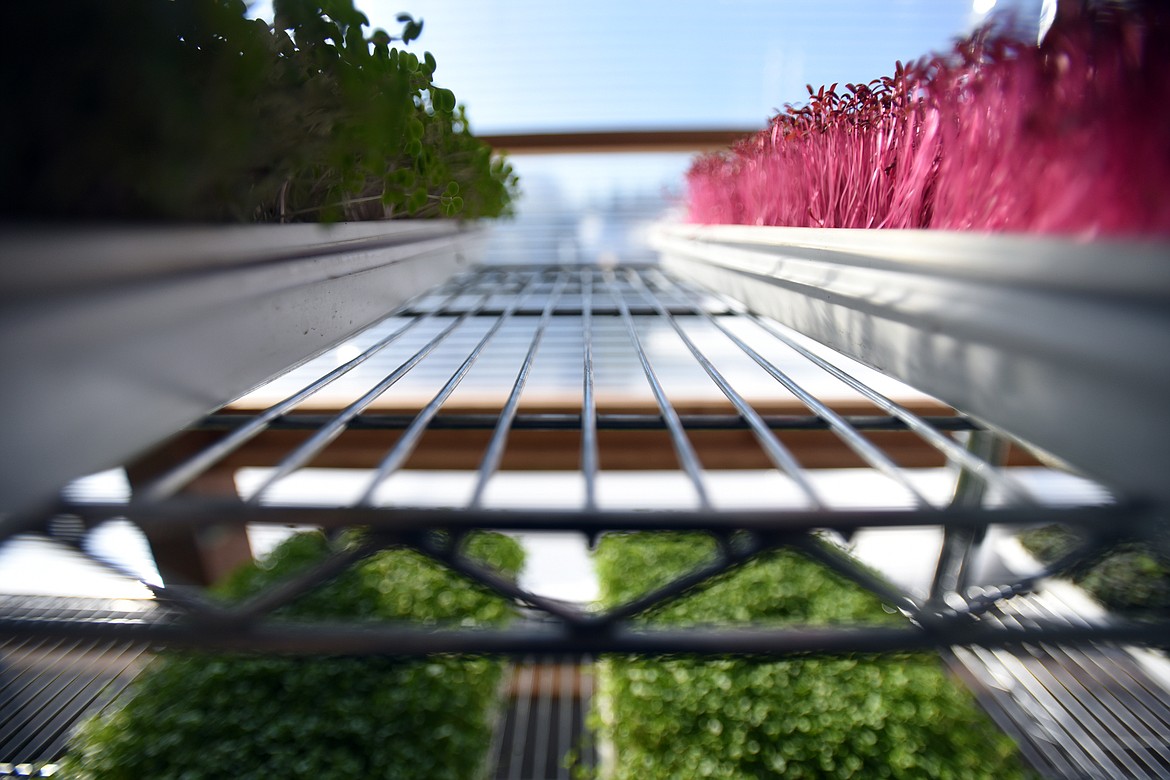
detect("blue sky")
(245, 1), (1044, 208)
(247, 1), (1042, 134)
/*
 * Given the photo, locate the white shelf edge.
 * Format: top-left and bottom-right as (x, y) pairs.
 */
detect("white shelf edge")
(0, 221), (486, 513)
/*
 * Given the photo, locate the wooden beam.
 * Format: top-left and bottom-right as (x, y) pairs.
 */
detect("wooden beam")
(131, 399), (1039, 497)
(479, 129), (758, 155)
(125, 435), (253, 587)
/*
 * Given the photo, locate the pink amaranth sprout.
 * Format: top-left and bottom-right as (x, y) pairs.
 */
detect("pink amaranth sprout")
(687, 7), (1170, 237)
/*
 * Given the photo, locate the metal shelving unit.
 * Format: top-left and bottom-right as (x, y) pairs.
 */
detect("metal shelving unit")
(2, 263), (1166, 656)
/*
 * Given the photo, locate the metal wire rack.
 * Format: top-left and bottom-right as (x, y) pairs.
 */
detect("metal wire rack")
(0, 597), (150, 772)
(1, 263), (1166, 655)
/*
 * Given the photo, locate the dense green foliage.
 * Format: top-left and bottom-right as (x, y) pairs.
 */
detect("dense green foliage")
(2, 0), (516, 222)
(1018, 525), (1170, 615)
(61, 531), (524, 780)
(593, 534), (1034, 779)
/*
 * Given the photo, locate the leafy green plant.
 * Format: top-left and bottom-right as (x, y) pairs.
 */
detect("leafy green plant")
(1, 0), (516, 222)
(60, 531), (524, 780)
(1018, 525), (1170, 615)
(593, 533), (1035, 779)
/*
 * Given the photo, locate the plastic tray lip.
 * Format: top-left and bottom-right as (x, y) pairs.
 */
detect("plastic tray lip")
(0, 220), (472, 298)
(0, 221), (482, 514)
(661, 223), (1170, 302)
(653, 222), (1170, 504)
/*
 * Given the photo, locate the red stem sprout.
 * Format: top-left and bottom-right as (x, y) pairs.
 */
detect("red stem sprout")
(687, 8), (1170, 237)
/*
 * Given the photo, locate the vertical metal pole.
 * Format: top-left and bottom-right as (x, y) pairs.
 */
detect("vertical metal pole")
(581, 269), (600, 515)
(930, 431), (1009, 605)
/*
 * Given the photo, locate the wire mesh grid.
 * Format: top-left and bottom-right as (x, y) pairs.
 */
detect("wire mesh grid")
(0, 263), (1166, 655)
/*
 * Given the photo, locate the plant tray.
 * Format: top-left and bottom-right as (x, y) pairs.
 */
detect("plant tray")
(0, 221), (484, 513)
(654, 223), (1170, 504)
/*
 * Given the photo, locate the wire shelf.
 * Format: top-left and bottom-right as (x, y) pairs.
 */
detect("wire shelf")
(1, 263), (1166, 656)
